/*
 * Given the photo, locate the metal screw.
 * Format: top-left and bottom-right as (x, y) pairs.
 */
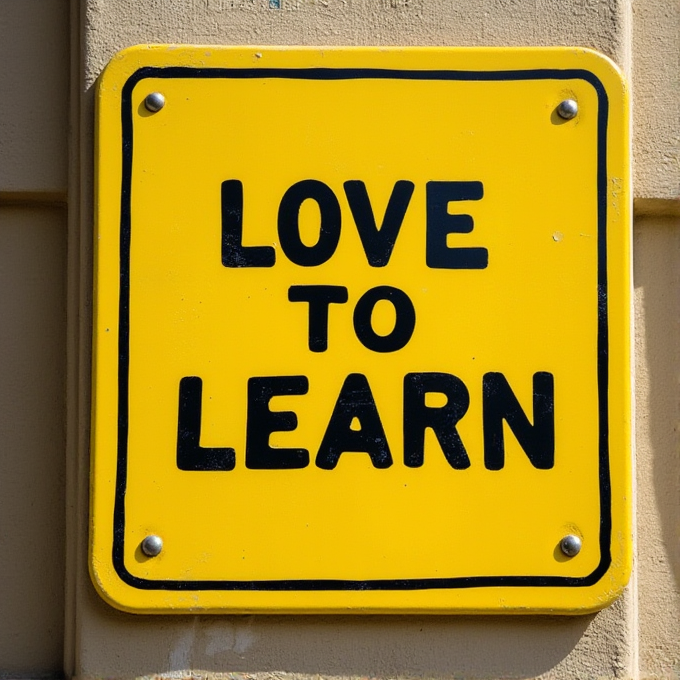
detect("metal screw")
(557, 99), (578, 120)
(144, 92), (165, 113)
(560, 534), (582, 557)
(141, 534), (163, 557)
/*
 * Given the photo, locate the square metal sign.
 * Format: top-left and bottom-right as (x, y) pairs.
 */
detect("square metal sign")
(91, 46), (631, 614)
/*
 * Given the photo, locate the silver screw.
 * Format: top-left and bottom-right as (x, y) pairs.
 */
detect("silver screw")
(141, 534), (163, 557)
(557, 99), (578, 120)
(560, 534), (582, 557)
(144, 92), (165, 113)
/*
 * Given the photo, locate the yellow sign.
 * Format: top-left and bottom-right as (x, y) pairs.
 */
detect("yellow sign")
(91, 46), (631, 614)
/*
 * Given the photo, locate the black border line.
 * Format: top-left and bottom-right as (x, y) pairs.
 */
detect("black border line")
(113, 66), (610, 591)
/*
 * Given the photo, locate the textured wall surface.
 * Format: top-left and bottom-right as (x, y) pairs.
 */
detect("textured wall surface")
(83, 0), (633, 87)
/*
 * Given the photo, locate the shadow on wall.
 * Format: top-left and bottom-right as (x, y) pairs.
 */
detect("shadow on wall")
(634, 218), (680, 590)
(85, 572), (633, 680)
(158, 614), (593, 678)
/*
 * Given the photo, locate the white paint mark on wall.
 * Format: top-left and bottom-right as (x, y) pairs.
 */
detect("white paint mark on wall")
(205, 619), (255, 657)
(169, 619), (198, 669)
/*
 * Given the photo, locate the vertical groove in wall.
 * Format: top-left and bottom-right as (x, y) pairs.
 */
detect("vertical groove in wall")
(64, 0), (83, 676)
(620, 0), (633, 78)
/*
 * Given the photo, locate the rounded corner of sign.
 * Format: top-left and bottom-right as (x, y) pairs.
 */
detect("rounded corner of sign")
(88, 557), (127, 612)
(106, 43), (167, 65)
(98, 44), (167, 96)
(88, 557), (154, 615)
(571, 48), (629, 98)
(565, 563), (632, 615)
(98, 46), (141, 88)
(571, 47), (624, 71)
(576, 582), (630, 615)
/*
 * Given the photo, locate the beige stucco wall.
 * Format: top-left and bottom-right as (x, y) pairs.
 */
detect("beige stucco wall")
(1, 0), (678, 678)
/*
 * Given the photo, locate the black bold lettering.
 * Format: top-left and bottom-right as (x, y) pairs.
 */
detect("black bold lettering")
(278, 180), (341, 266)
(246, 376), (309, 469)
(353, 285), (416, 353)
(177, 376), (236, 471)
(221, 180), (275, 268)
(482, 372), (555, 470)
(316, 373), (392, 470)
(426, 181), (488, 269)
(343, 180), (415, 266)
(288, 285), (349, 352)
(403, 372), (470, 469)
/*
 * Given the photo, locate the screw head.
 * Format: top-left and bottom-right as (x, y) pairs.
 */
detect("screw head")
(560, 534), (582, 557)
(144, 92), (165, 113)
(141, 534), (163, 557)
(557, 99), (578, 120)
